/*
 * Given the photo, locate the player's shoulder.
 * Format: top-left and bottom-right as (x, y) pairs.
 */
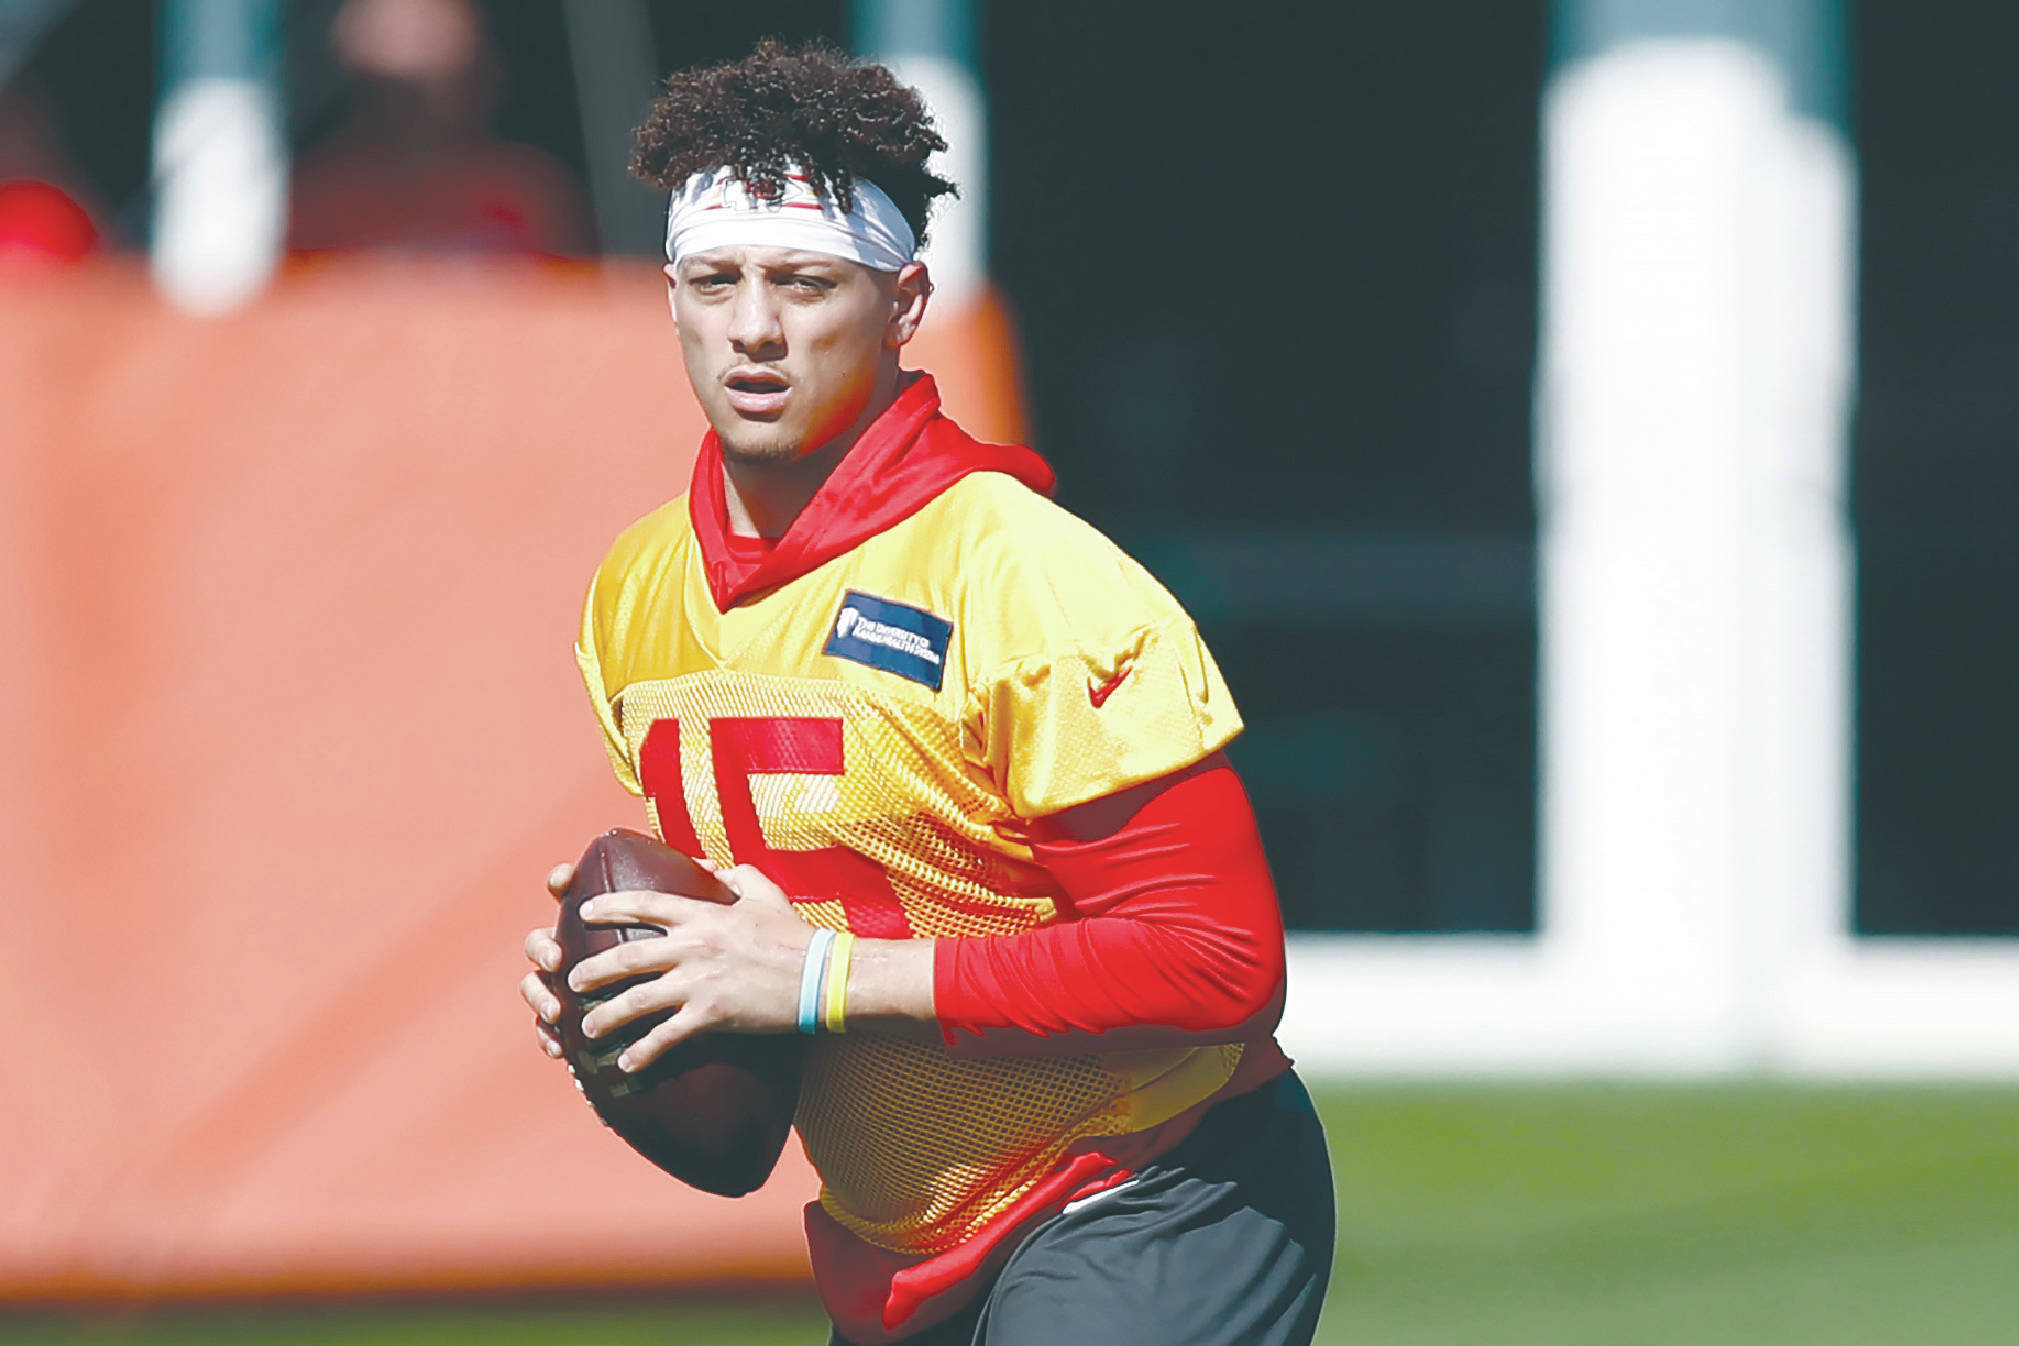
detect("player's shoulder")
(583, 491), (693, 637)
(597, 491), (694, 578)
(918, 473), (1194, 666)
(926, 473), (1145, 580)
(589, 492), (692, 596)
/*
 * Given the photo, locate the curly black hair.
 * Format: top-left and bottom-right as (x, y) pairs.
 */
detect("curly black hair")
(630, 40), (956, 248)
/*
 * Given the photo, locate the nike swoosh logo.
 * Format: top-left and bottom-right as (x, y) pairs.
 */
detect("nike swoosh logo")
(1088, 668), (1130, 708)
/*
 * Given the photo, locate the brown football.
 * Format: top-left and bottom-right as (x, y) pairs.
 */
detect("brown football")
(554, 828), (802, 1197)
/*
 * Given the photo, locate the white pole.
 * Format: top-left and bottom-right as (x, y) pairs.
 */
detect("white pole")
(151, 0), (287, 314)
(1538, 0), (1855, 1069)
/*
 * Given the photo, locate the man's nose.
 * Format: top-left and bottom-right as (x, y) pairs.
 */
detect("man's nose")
(728, 283), (784, 353)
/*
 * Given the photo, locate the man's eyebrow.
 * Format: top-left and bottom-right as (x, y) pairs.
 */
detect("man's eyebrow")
(764, 254), (847, 272)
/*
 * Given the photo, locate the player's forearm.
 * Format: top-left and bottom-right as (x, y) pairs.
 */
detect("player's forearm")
(830, 935), (943, 1039)
(933, 914), (1283, 1057)
(834, 922), (1280, 1054)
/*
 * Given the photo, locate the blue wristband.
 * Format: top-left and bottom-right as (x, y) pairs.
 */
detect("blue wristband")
(798, 929), (837, 1035)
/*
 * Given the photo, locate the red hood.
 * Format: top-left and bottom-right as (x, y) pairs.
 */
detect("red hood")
(689, 373), (1055, 611)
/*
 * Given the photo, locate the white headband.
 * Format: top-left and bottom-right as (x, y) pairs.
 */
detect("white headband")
(663, 165), (916, 272)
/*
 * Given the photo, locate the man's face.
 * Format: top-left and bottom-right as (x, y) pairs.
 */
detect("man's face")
(667, 246), (907, 464)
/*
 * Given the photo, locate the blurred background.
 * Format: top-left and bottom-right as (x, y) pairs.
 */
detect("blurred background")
(2, 1), (2015, 1343)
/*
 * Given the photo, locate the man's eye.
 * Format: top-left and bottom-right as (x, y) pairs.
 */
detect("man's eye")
(781, 276), (831, 293)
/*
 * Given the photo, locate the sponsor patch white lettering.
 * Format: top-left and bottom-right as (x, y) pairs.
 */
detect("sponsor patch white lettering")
(835, 605), (941, 664)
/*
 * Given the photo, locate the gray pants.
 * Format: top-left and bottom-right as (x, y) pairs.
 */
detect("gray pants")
(831, 1070), (1336, 1346)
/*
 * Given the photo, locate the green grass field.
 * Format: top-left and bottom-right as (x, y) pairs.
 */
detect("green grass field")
(8, 1084), (2016, 1346)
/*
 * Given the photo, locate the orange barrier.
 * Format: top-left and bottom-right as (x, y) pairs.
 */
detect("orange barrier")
(0, 259), (1023, 1304)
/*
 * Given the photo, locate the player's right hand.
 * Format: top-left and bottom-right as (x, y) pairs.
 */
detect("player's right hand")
(519, 861), (575, 1059)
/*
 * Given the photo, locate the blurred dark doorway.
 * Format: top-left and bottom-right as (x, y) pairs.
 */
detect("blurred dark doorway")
(989, 2), (1546, 932)
(1855, 0), (2019, 935)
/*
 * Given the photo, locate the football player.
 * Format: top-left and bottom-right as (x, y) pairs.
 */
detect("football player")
(520, 41), (1333, 1346)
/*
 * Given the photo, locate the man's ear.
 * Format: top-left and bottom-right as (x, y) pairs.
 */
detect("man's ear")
(886, 261), (932, 349)
(662, 263), (680, 333)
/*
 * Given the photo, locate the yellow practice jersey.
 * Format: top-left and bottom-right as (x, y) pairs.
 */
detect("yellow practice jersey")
(577, 468), (1245, 1259)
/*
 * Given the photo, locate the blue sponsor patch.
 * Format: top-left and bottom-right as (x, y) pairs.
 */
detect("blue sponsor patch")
(822, 590), (953, 691)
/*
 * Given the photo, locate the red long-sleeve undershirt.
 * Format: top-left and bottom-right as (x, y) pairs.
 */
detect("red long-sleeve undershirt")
(933, 753), (1287, 1057)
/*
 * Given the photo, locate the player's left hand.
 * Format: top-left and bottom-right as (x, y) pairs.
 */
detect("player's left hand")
(517, 862), (576, 1060)
(568, 862), (813, 1072)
